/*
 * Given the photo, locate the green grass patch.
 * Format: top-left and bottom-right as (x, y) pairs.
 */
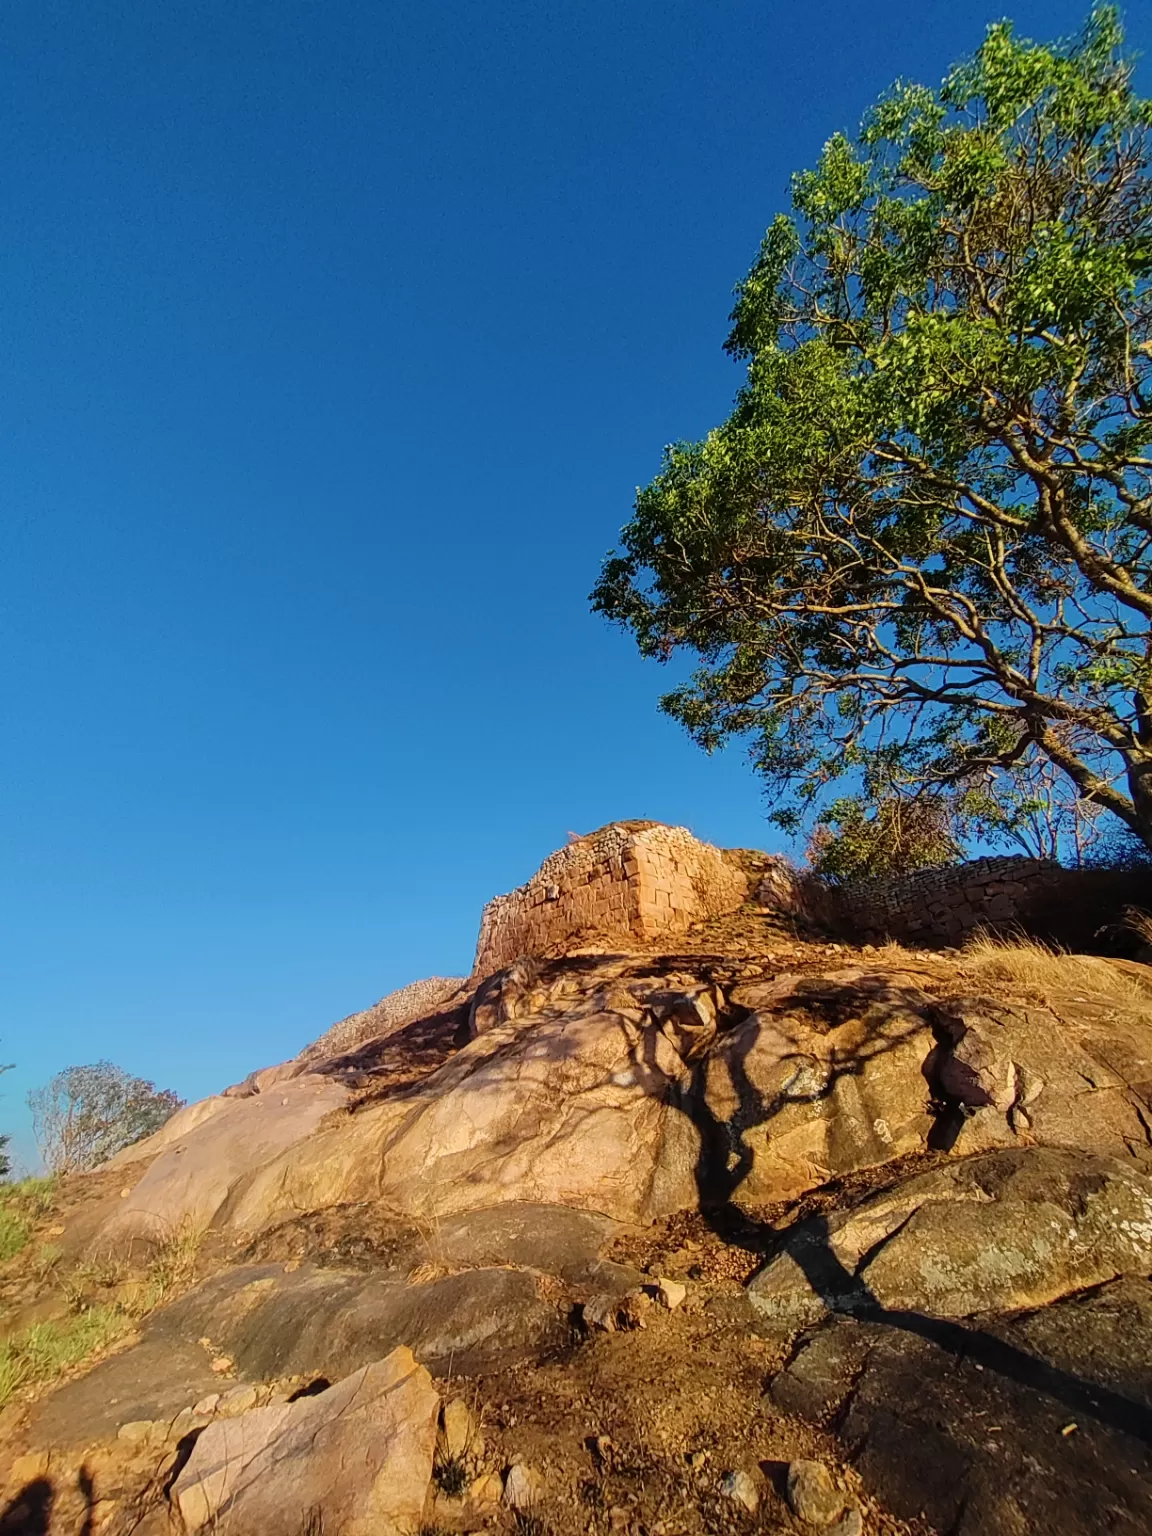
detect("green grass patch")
(0, 1209), (32, 1263)
(0, 1176), (57, 1216)
(0, 1177), (56, 1265)
(0, 1305), (130, 1407)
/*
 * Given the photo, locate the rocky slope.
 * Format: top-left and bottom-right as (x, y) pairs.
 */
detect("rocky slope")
(1, 825), (1151, 1536)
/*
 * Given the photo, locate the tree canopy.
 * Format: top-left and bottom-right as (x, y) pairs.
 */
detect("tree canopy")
(593, 7), (1152, 857)
(29, 1061), (184, 1174)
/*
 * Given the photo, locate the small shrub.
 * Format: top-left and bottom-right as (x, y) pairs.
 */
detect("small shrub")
(434, 1456), (469, 1498)
(141, 1219), (203, 1304)
(0, 1209), (32, 1263)
(1123, 908), (1152, 948)
(513, 1513), (547, 1536)
(0, 1306), (129, 1408)
(67, 1220), (204, 1318)
(807, 795), (962, 884)
(0, 1178), (57, 1265)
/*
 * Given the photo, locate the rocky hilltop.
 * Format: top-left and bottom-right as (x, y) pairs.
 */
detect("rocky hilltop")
(2, 822), (1151, 1536)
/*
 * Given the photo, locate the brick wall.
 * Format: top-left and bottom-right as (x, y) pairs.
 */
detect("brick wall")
(472, 821), (757, 978)
(831, 855), (1062, 945)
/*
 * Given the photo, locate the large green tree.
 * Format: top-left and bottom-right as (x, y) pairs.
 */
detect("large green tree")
(594, 7), (1152, 854)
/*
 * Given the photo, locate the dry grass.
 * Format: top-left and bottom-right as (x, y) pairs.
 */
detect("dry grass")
(961, 930), (1152, 1009)
(1123, 907), (1152, 947)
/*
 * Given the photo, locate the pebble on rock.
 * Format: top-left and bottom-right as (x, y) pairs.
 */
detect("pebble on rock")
(583, 1289), (651, 1332)
(719, 1470), (760, 1514)
(653, 1277), (687, 1310)
(116, 1421), (155, 1446)
(217, 1384), (259, 1417)
(786, 1459), (846, 1526)
(503, 1461), (543, 1509)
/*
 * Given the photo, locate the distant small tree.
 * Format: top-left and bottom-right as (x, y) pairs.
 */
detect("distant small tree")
(807, 792), (963, 882)
(0, 1055), (14, 1182)
(29, 1062), (184, 1174)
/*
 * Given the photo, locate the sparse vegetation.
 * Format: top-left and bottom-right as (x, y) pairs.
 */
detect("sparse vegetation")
(59, 1218), (204, 1319)
(0, 1177), (56, 1264)
(0, 1305), (129, 1408)
(1123, 906), (1152, 947)
(0, 1208), (31, 1263)
(0, 1213), (203, 1411)
(434, 1456), (470, 1498)
(962, 930), (1152, 1007)
(29, 1060), (184, 1173)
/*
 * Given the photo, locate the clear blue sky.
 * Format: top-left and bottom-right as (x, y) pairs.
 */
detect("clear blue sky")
(2, 0), (1142, 1169)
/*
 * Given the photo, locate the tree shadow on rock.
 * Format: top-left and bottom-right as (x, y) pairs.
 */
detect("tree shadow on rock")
(658, 980), (1152, 1455)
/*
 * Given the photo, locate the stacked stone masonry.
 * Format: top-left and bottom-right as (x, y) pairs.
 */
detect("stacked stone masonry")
(470, 822), (1070, 978)
(299, 975), (468, 1065)
(472, 821), (764, 978)
(833, 855), (1061, 945)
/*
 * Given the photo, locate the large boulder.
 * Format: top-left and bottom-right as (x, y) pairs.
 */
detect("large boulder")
(697, 970), (937, 1203)
(749, 1147), (1152, 1328)
(93, 1075), (350, 1250)
(80, 960), (1152, 1257)
(701, 967), (1152, 1206)
(926, 992), (1152, 1164)
(154, 1261), (569, 1381)
(170, 1346), (438, 1536)
(219, 1001), (702, 1231)
(767, 1278), (1152, 1535)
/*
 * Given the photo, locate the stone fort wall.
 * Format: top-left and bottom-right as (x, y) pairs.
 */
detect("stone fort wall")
(830, 855), (1062, 945)
(472, 821), (766, 977)
(470, 823), (1084, 975)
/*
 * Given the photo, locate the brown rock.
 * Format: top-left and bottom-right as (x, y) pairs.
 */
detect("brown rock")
(648, 988), (718, 1061)
(718, 1469), (760, 1513)
(700, 972), (936, 1204)
(8, 1452), (50, 1486)
(653, 1277), (686, 1310)
(786, 1460), (845, 1526)
(583, 1289), (651, 1331)
(93, 1075), (350, 1250)
(438, 1397), (480, 1462)
(115, 1421), (156, 1446)
(170, 1346), (438, 1536)
(470, 1471), (504, 1506)
(221, 1002), (701, 1231)
(751, 1147), (1152, 1326)
(503, 1461), (544, 1509)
